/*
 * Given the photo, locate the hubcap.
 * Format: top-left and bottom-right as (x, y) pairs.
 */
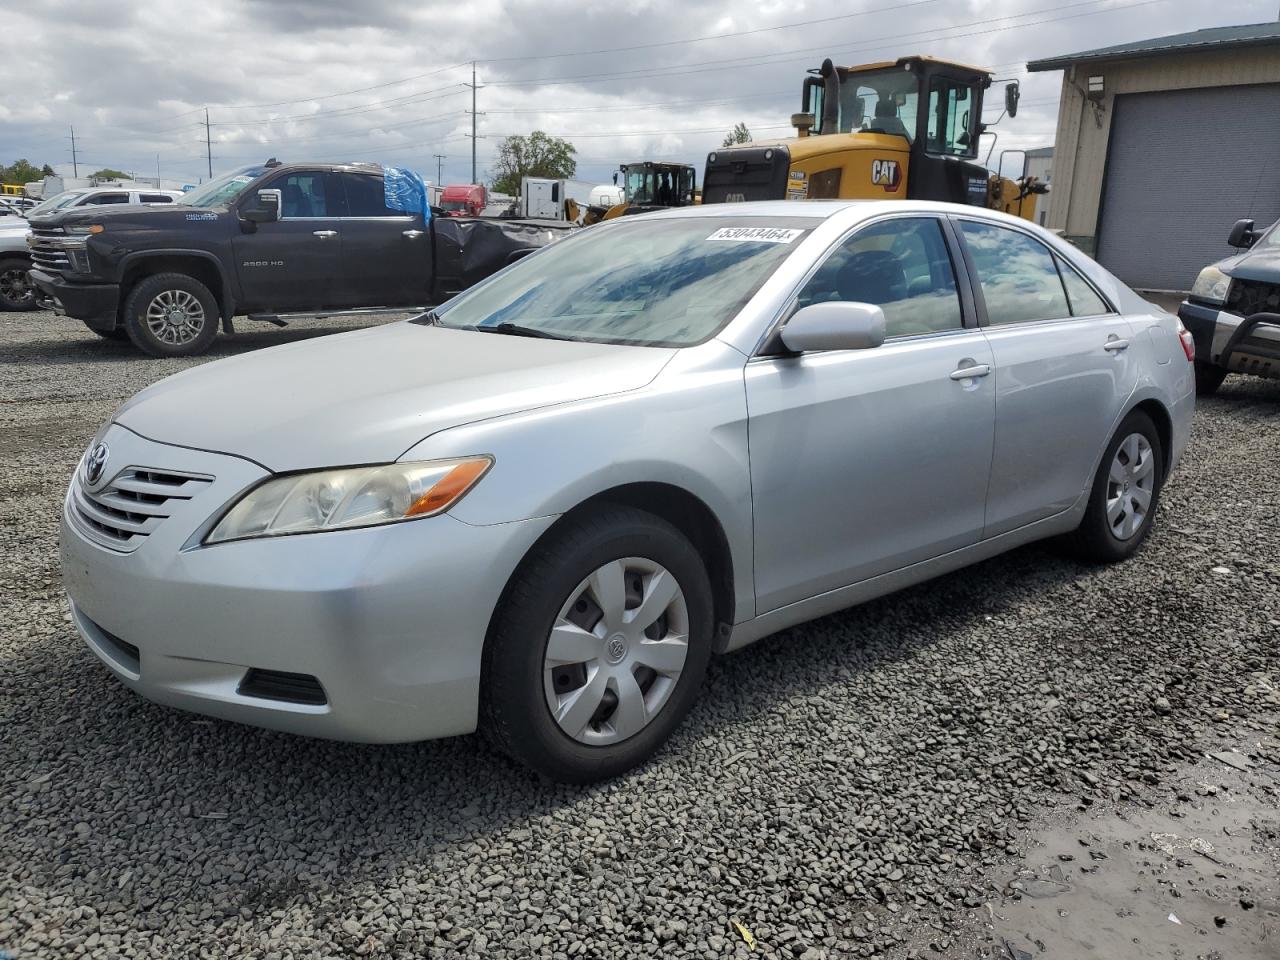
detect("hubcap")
(0, 267), (33, 306)
(542, 557), (690, 746)
(145, 289), (205, 345)
(1106, 433), (1155, 540)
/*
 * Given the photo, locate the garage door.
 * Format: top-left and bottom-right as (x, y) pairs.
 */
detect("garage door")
(1097, 84), (1280, 291)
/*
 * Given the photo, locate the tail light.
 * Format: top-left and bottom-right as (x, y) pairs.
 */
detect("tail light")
(1176, 319), (1196, 362)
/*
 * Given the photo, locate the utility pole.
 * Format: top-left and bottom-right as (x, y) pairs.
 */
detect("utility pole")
(433, 153), (446, 184)
(68, 125), (79, 177)
(156, 154), (161, 188)
(465, 62), (485, 184)
(204, 108), (213, 179)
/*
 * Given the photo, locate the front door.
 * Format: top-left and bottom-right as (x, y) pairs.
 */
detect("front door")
(746, 216), (996, 613)
(231, 170), (343, 312)
(954, 217), (1140, 537)
(333, 171), (428, 308)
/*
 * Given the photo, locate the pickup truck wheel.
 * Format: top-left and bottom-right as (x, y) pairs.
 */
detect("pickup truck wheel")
(122, 273), (219, 357)
(0, 256), (36, 311)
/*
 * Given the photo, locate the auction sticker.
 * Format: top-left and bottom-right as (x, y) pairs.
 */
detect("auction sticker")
(706, 226), (803, 244)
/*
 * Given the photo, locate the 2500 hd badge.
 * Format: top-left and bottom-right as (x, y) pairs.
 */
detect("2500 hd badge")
(242, 260), (285, 268)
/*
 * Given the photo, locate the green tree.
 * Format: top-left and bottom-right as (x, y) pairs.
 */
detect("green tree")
(0, 159), (54, 184)
(90, 168), (131, 180)
(490, 131), (577, 196)
(40, 164), (54, 176)
(722, 122), (752, 147)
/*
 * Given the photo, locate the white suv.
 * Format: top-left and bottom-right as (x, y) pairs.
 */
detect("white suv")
(27, 187), (184, 216)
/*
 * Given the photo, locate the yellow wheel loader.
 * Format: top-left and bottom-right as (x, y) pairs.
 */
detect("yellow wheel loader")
(590, 161), (698, 223)
(703, 56), (1045, 220)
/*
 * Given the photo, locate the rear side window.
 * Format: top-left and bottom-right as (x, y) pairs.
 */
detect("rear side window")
(960, 220), (1070, 325)
(797, 217), (962, 337)
(141, 193), (173, 204)
(342, 173), (403, 217)
(1056, 255), (1111, 316)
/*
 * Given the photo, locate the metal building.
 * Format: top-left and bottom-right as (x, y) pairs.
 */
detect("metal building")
(1029, 22), (1280, 292)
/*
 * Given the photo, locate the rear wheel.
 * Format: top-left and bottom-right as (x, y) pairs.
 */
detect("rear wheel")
(122, 273), (219, 357)
(482, 506), (713, 783)
(1194, 360), (1227, 396)
(1067, 410), (1163, 563)
(0, 256), (36, 311)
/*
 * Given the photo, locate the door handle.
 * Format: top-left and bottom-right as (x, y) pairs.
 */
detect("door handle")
(1103, 338), (1130, 352)
(950, 363), (991, 380)
(312, 230), (338, 239)
(402, 229), (425, 239)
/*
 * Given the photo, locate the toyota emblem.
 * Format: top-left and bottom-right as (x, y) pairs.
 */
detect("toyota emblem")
(84, 442), (110, 486)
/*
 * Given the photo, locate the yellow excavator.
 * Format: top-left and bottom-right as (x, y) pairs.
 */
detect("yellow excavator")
(703, 56), (1046, 220)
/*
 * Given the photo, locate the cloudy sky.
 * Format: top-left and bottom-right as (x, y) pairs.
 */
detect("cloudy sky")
(0, 0), (1272, 188)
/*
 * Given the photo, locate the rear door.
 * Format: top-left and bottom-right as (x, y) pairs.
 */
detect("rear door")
(231, 170), (344, 312)
(334, 171), (427, 307)
(746, 215), (996, 612)
(954, 217), (1138, 537)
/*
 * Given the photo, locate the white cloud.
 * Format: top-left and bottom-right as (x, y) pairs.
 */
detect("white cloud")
(0, 0), (1270, 185)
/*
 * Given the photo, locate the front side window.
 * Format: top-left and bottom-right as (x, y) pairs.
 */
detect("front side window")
(141, 193), (173, 204)
(432, 217), (816, 347)
(85, 193), (128, 205)
(960, 220), (1070, 325)
(277, 173), (339, 218)
(796, 218), (962, 337)
(926, 79), (977, 157)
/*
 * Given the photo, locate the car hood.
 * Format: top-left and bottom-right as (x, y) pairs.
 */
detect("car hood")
(1220, 244), (1280, 284)
(29, 204), (218, 230)
(114, 322), (677, 472)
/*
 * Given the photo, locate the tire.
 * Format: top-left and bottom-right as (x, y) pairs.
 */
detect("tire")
(0, 256), (36, 311)
(121, 273), (219, 357)
(82, 320), (129, 341)
(1194, 360), (1227, 396)
(1067, 410), (1164, 564)
(481, 505), (714, 783)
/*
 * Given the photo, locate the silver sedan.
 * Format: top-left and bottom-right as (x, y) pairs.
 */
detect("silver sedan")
(61, 201), (1196, 782)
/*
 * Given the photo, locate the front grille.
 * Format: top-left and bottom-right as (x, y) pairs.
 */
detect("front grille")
(238, 669), (328, 706)
(1226, 278), (1280, 318)
(71, 466), (213, 552)
(28, 226), (72, 272)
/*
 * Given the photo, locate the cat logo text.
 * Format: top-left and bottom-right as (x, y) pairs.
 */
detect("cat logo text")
(871, 160), (901, 191)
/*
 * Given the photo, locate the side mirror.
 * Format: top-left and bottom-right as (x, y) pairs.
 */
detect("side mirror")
(242, 188), (281, 224)
(1005, 81), (1020, 118)
(780, 301), (886, 353)
(1228, 218), (1256, 249)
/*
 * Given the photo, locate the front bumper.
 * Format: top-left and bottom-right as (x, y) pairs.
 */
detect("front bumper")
(30, 267), (119, 330)
(61, 424), (556, 743)
(1178, 299), (1280, 380)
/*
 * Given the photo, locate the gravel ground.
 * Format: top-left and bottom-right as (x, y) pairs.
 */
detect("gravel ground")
(1, 309), (1278, 959)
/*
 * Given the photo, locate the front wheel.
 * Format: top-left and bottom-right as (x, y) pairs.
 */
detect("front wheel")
(0, 256), (36, 311)
(122, 273), (219, 357)
(482, 506), (714, 783)
(1067, 410), (1163, 563)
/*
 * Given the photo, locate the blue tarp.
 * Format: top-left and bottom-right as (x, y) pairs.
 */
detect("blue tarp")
(384, 166), (431, 223)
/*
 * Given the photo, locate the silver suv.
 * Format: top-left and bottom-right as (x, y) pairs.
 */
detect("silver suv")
(62, 201), (1196, 782)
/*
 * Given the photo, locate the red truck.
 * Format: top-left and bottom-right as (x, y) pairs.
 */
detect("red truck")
(440, 184), (487, 217)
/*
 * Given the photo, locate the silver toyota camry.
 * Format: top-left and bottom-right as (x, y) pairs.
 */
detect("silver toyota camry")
(62, 201), (1196, 782)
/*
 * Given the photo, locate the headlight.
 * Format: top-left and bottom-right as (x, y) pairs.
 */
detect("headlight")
(64, 224), (105, 236)
(205, 457), (492, 544)
(1190, 265), (1230, 305)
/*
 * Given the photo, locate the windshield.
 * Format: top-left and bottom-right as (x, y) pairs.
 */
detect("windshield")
(813, 66), (920, 140)
(624, 166), (694, 206)
(177, 166), (266, 208)
(441, 200), (469, 211)
(27, 191), (89, 216)
(1256, 219), (1280, 250)
(433, 216), (815, 347)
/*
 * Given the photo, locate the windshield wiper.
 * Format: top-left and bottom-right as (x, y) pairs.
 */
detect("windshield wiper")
(475, 322), (564, 340)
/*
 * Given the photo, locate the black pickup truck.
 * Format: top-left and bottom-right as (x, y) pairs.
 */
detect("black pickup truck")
(28, 160), (571, 356)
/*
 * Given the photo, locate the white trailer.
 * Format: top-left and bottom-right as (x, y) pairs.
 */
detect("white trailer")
(520, 177), (609, 220)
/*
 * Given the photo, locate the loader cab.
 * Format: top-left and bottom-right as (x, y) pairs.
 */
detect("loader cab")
(620, 162), (697, 210)
(801, 56), (995, 206)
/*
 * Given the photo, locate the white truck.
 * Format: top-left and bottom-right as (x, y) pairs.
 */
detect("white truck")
(519, 177), (601, 220)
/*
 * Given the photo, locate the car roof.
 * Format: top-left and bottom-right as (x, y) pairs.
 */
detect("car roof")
(640, 199), (1045, 226)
